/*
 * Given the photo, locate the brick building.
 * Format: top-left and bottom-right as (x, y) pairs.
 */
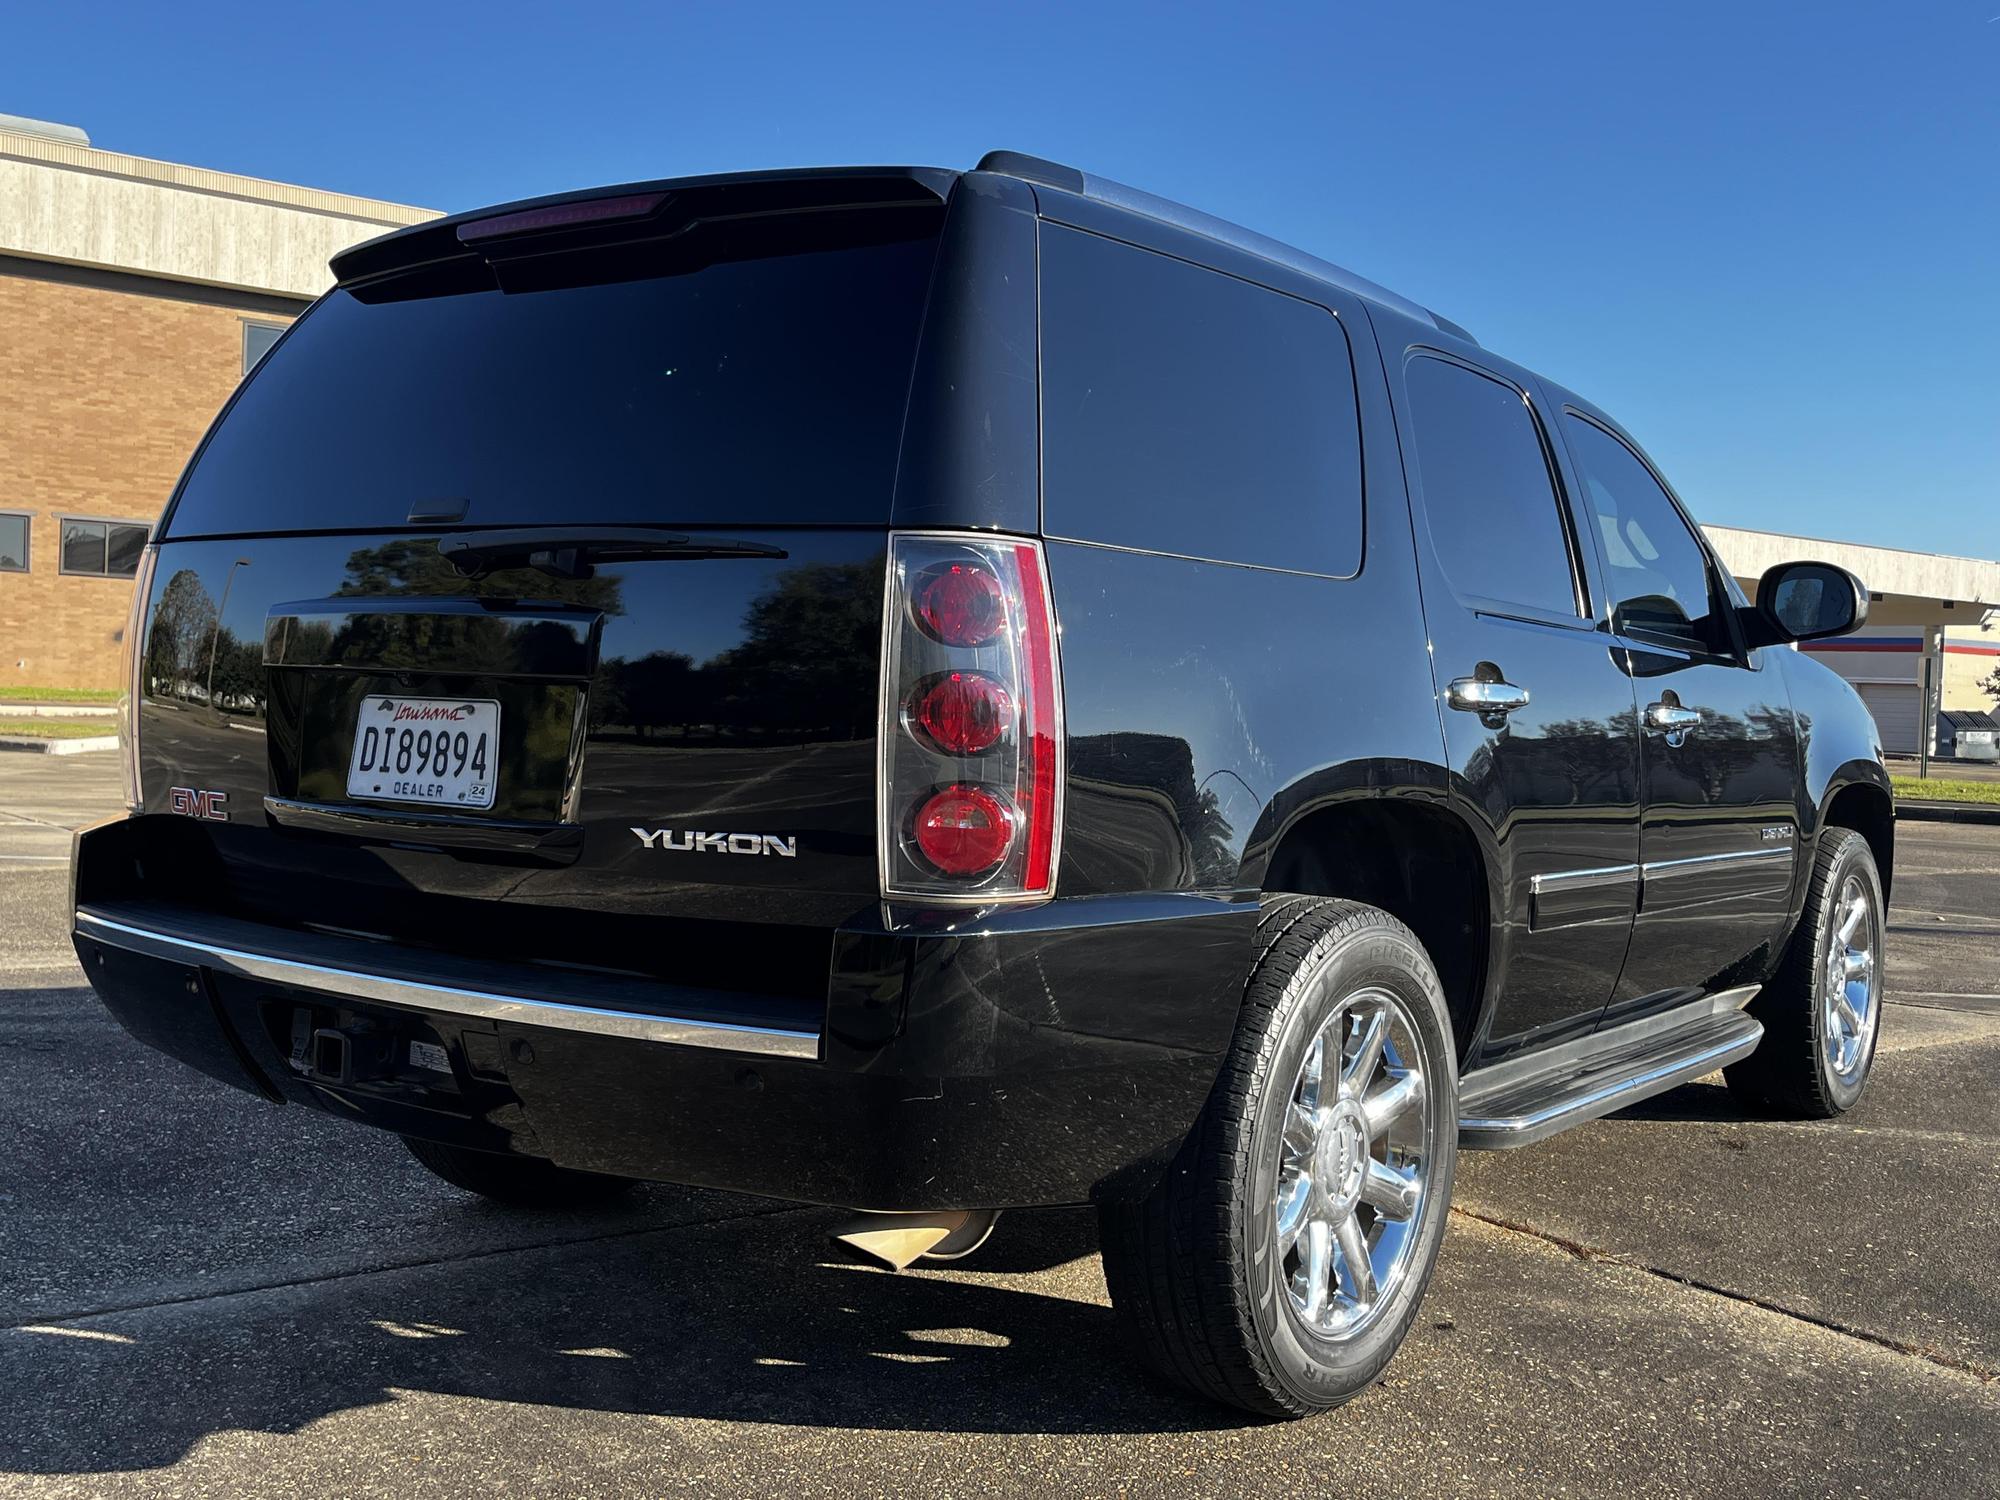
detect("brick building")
(0, 114), (435, 690)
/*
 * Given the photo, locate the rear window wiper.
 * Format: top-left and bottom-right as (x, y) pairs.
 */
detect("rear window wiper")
(438, 527), (787, 580)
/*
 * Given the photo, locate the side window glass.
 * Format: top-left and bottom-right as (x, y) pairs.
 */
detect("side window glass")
(1561, 415), (1730, 656)
(1403, 357), (1580, 619)
(1040, 224), (1365, 576)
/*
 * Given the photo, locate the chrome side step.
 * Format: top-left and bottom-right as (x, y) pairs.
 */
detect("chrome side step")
(1458, 985), (1762, 1149)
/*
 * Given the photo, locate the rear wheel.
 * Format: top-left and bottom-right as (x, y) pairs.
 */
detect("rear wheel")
(1099, 896), (1458, 1417)
(402, 1136), (640, 1209)
(1726, 828), (1885, 1118)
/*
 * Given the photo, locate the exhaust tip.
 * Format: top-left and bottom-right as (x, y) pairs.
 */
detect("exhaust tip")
(828, 1210), (996, 1272)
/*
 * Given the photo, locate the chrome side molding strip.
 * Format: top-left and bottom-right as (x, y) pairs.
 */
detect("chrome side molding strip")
(1641, 846), (1794, 879)
(1529, 863), (1638, 897)
(74, 909), (821, 1061)
(1531, 845), (1794, 899)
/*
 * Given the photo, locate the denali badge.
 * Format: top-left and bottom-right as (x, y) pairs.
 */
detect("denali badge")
(631, 828), (798, 858)
(168, 786), (229, 821)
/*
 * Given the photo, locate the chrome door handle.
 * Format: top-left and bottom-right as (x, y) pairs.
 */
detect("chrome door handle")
(1646, 700), (1703, 746)
(1446, 678), (1530, 720)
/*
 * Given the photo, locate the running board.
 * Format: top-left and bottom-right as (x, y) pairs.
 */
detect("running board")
(1458, 985), (1763, 1149)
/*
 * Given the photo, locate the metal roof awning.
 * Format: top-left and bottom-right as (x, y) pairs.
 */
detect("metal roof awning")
(1704, 525), (2000, 629)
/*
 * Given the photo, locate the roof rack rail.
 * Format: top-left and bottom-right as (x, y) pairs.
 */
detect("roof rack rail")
(974, 150), (1471, 343)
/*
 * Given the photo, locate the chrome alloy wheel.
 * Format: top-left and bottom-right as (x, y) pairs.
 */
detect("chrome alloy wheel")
(1275, 986), (1434, 1340)
(1821, 873), (1880, 1079)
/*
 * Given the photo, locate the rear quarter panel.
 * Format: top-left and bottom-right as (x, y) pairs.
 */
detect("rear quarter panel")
(1033, 203), (1449, 897)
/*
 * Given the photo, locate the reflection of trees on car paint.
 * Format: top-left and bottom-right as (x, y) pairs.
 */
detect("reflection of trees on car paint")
(591, 561), (884, 743)
(144, 569), (219, 705)
(335, 537), (626, 615)
(143, 544), (887, 742)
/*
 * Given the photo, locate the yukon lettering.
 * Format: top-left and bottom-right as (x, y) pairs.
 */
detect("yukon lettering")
(630, 828), (798, 858)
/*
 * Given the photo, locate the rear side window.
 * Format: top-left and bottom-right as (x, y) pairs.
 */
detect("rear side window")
(1040, 225), (1363, 576)
(1561, 413), (1732, 655)
(164, 214), (942, 536)
(1403, 357), (1580, 620)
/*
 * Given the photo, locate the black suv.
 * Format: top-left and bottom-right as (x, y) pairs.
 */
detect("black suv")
(74, 151), (1892, 1417)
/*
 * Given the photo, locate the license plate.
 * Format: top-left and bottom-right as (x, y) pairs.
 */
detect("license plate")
(346, 696), (500, 810)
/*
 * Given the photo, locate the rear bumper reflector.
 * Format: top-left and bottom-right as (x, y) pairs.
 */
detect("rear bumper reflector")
(73, 908), (820, 1061)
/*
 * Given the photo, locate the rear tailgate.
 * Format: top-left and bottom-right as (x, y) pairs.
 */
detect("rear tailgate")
(128, 176), (947, 988)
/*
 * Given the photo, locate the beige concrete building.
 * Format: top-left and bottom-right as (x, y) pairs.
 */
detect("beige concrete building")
(0, 114), (436, 691)
(1705, 526), (2000, 756)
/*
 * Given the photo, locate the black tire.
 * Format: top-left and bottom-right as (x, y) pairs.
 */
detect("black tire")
(1725, 828), (1885, 1118)
(402, 1136), (640, 1209)
(1099, 896), (1458, 1418)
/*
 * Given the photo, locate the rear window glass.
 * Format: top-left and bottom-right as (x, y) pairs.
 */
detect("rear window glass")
(164, 215), (941, 536)
(1039, 224), (1363, 576)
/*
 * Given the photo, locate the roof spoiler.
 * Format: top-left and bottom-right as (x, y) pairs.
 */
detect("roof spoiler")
(975, 150), (1473, 343)
(329, 166), (957, 289)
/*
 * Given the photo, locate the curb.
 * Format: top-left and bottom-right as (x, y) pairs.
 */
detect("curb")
(1896, 800), (2000, 826)
(0, 735), (118, 756)
(0, 703), (117, 719)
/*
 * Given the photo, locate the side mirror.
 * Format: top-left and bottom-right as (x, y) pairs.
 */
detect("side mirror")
(1744, 561), (1868, 647)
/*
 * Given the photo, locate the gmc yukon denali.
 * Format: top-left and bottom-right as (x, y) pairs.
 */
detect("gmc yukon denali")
(72, 151), (1892, 1416)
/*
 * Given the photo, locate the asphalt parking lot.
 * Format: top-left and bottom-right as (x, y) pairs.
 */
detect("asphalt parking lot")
(3, 754), (1996, 1498)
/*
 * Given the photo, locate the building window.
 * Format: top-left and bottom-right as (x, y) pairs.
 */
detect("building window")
(59, 518), (150, 578)
(0, 512), (26, 572)
(243, 320), (286, 374)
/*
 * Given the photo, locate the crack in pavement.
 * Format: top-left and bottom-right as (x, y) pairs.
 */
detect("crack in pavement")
(1451, 1205), (1999, 1386)
(1, 1201), (810, 1333)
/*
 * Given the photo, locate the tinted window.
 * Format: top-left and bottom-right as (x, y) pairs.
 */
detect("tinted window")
(1040, 225), (1363, 575)
(1562, 414), (1729, 654)
(242, 321), (285, 373)
(1404, 358), (1579, 618)
(57, 519), (147, 577)
(0, 514), (25, 572)
(61, 519), (104, 574)
(167, 216), (941, 536)
(106, 521), (149, 576)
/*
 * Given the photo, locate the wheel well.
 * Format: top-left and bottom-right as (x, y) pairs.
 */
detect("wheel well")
(1823, 781), (1894, 898)
(1263, 799), (1489, 1062)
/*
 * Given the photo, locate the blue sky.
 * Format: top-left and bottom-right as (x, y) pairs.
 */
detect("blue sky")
(6, 1), (1996, 557)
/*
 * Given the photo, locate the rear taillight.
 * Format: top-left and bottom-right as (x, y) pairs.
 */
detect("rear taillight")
(119, 543), (158, 812)
(879, 534), (1063, 903)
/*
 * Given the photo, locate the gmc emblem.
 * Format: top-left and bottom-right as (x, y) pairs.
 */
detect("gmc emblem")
(168, 787), (229, 821)
(631, 828), (797, 858)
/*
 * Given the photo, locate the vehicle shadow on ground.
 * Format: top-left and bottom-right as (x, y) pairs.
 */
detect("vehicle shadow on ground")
(1605, 1077), (1758, 1125)
(1, 1204), (1244, 1476)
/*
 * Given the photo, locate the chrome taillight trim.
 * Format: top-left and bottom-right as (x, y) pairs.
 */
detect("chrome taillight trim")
(120, 543), (159, 812)
(876, 531), (1065, 907)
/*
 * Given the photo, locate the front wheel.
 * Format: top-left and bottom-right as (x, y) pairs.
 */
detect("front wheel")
(1099, 896), (1458, 1417)
(1726, 827), (1885, 1117)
